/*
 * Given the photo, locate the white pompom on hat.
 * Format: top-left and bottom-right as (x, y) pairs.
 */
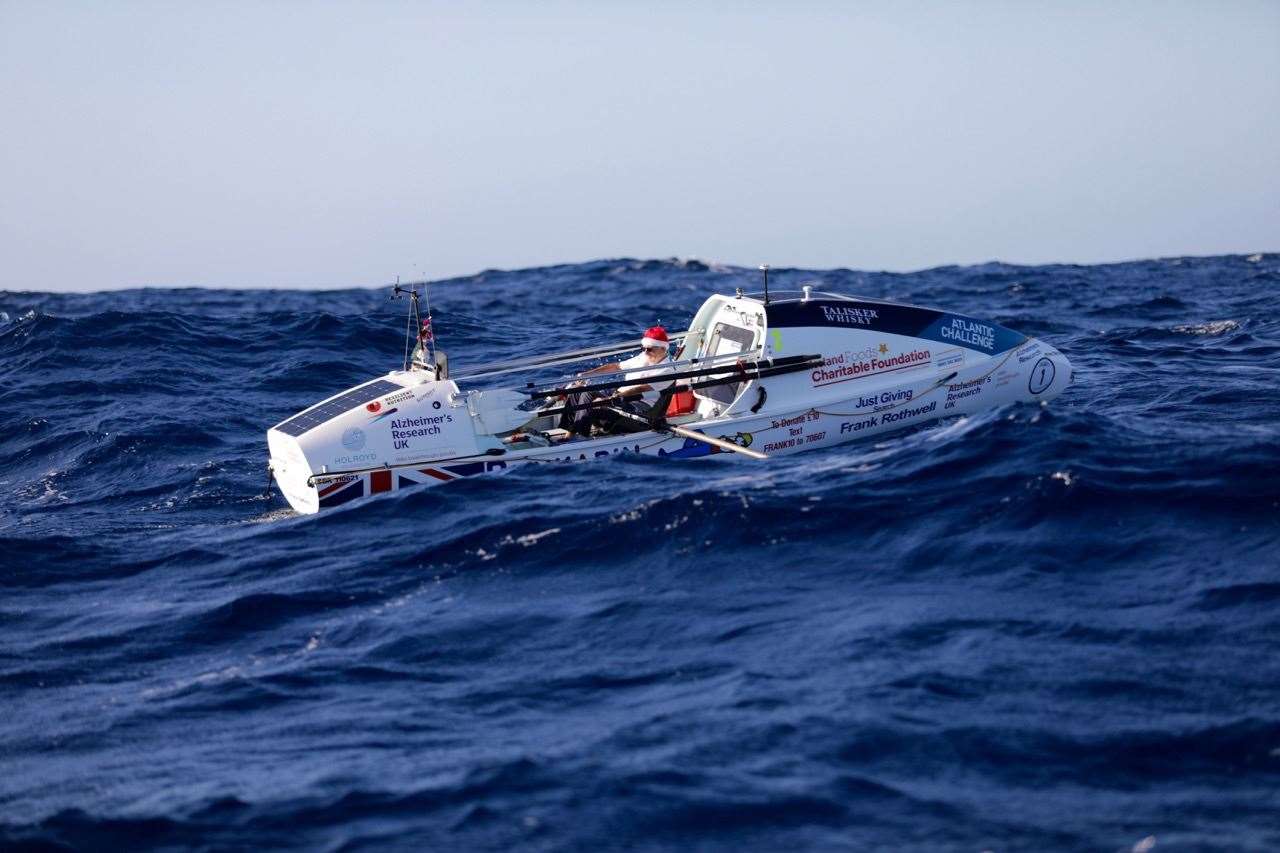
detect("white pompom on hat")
(641, 326), (670, 350)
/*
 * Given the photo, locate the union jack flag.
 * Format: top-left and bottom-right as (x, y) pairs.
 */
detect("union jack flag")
(419, 316), (433, 343)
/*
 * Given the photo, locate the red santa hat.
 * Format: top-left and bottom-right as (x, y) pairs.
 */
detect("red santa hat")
(641, 326), (670, 350)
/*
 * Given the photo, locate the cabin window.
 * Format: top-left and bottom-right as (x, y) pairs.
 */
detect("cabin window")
(697, 322), (756, 406)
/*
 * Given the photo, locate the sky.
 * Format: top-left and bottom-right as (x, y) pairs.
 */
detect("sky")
(1, 1), (1277, 291)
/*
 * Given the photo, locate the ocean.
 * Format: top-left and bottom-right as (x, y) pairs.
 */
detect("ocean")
(3, 254), (1278, 851)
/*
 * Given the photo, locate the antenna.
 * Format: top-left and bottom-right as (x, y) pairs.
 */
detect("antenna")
(392, 276), (426, 372)
(398, 276), (411, 371)
(421, 275), (435, 367)
(759, 264), (770, 305)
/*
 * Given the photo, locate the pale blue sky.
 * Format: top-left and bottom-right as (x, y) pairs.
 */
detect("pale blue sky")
(2, 1), (1277, 290)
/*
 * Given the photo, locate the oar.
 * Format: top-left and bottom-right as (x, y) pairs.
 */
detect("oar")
(606, 406), (768, 460)
(527, 353), (816, 400)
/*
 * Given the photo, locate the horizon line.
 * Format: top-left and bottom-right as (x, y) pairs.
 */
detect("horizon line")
(3, 250), (1274, 296)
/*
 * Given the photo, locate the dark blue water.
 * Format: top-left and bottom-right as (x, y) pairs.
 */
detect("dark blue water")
(3, 255), (1279, 851)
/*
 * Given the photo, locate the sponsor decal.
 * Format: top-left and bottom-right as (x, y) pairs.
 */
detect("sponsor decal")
(1017, 342), (1043, 363)
(556, 443), (645, 462)
(879, 400), (937, 424)
(820, 305), (879, 326)
(947, 376), (989, 391)
(995, 367), (1019, 387)
(761, 413), (823, 451)
(944, 376), (991, 409)
(659, 439), (715, 460)
(342, 427), (366, 451)
(767, 410), (821, 440)
(913, 314), (1025, 355)
(837, 400), (939, 435)
(366, 401), (382, 413)
(856, 388), (914, 410)
(334, 451), (375, 465)
(936, 349), (964, 370)
(762, 429), (828, 453)
(811, 348), (931, 387)
(385, 390), (414, 405)
(1028, 357), (1055, 394)
(656, 432), (757, 455)
(390, 414), (455, 450)
(368, 407), (400, 423)
(394, 450), (453, 464)
(770, 414), (807, 430)
(840, 415), (879, 434)
(939, 317), (996, 351)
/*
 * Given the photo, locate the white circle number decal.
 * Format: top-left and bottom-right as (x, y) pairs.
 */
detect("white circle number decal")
(1028, 357), (1055, 395)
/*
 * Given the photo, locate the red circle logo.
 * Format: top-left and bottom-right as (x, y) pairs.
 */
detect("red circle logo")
(366, 401), (382, 413)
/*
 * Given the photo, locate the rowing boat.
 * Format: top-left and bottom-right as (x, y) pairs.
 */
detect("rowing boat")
(266, 285), (1072, 513)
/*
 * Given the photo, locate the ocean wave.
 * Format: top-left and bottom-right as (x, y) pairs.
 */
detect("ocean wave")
(3, 254), (1279, 849)
(1171, 319), (1241, 336)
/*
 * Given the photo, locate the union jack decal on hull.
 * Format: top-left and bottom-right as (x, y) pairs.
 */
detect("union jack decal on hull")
(398, 461), (509, 484)
(317, 461), (511, 508)
(317, 476), (364, 509)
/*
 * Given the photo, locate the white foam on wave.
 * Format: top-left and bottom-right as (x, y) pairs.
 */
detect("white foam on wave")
(609, 497), (662, 524)
(513, 527), (561, 546)
(5, 309), (38, 337)
(246, 508), (298, 524)
(16, 469), (70, 504)
(925, 415), (975, 443)
(141, 663), (246, 699)
(1171, 319), (1240, 336)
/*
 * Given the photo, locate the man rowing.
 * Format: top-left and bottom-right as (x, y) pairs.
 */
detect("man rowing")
(561, 326), (675, 436)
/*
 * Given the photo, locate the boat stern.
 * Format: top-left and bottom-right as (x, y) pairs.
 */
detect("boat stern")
(266, 374), (487, 514)
(267, 428), (320, 514)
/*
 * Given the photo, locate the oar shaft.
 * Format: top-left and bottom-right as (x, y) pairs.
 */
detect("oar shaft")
(528, 352), (817, 400)
(535, 361), (818, 419)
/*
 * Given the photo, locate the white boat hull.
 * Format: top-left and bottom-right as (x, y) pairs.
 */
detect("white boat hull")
(269, 331), (1070, 514)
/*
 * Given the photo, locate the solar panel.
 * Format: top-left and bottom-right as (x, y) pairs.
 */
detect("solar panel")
(274, 379), (403, 437)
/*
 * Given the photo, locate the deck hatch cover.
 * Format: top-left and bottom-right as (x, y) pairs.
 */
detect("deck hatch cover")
(274, 379), (403, 437)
